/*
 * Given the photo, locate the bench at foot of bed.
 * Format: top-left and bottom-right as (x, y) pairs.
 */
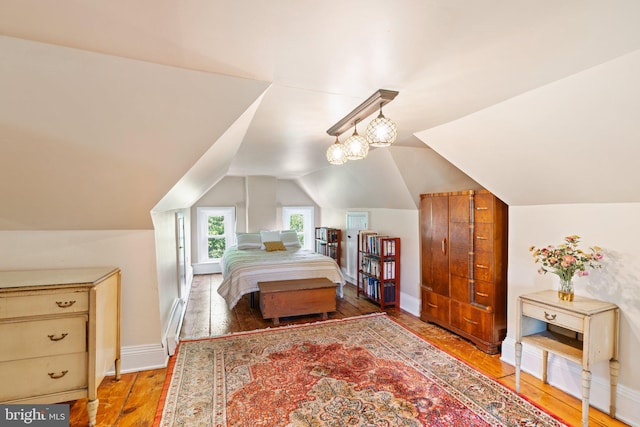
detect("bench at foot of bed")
(258, 278), (337, 325)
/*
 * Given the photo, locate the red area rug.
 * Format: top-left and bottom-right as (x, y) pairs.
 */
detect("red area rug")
(155, 314), (566, 426)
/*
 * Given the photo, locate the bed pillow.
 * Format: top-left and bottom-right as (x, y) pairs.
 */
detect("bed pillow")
(260, 230), (280, 243)
(263, 240), (287, 251)
(236, 232), (262, 250)
(280, 230), (301, 248)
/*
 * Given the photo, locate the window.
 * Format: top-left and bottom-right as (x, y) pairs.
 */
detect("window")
(197, 207), (235, 263)
(282, 206), (314, 250)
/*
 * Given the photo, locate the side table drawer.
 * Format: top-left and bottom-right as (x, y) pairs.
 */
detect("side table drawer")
(0, 290), (88, 319)
(0, 353), (87, 401)
(521, 301), (584, 332)
(0, 316), (87, 362)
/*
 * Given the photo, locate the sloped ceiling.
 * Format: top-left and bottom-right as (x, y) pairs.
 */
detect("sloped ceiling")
(416, 49), (640, 206)
(1, 1), (640, 229)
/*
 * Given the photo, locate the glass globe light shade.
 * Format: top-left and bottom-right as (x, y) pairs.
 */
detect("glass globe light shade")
(365, 112), (397, 147)
(326, 137), (347, 165)
(343, 129), (369, 160)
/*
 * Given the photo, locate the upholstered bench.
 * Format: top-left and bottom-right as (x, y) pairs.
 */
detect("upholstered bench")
(258, 278), (337, 325)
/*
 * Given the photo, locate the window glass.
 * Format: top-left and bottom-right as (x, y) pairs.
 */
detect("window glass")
(197, 207), (235, 262)
(207, 215), (226, 259)
(282, 206), (314, 250)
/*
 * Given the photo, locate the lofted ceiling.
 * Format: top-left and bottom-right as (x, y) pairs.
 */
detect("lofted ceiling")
(1, 1), (640, 229)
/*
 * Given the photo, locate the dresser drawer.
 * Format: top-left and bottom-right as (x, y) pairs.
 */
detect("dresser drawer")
(420, 288), (450, 325)
(474, 193), (495, 223)
(0, 316), (87, 362)
(0, 353), (87, 401)
(521, 301), (584, 333)
(0, 290), (88, 319)
(451, 301), (494, 342)
(473, 251), (494, 282)
(473, 280), (495, 308)
(473, 223), (494, 253)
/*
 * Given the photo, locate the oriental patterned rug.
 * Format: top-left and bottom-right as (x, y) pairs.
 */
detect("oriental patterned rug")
(155, 314), (566, 427)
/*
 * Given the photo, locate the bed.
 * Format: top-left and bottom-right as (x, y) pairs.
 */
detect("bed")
(218, 241), (344, 310)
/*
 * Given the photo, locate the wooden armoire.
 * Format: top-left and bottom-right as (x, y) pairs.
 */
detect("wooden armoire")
(420, 189), (508, 354)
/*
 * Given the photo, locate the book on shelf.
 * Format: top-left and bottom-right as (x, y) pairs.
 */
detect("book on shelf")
(358, 231), (397, 256)
(316, 227), (340, 242)
(359, 276), (396, 302)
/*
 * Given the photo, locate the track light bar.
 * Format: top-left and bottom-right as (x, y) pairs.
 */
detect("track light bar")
(326, 89), (399, 137)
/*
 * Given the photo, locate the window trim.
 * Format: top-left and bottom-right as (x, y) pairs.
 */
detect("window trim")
(282, 206), (314, 251)
(197, 207), (235, 263)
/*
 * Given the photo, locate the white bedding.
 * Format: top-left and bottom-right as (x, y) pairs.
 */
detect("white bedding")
(218, 246), (344, 309)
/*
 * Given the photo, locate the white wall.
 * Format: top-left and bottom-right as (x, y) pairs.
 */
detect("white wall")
(191, 176), (318, 261)
(501, 203), (640, 425)
(320, 207), (421, 316)
(191, 176), (247, 263)
(277, 179), (320, 229)
(246, 176), (278, 231)
(0, 230), (164, 371)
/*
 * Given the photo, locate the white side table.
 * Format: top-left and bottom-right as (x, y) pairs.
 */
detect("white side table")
(515, 290), (619, 427)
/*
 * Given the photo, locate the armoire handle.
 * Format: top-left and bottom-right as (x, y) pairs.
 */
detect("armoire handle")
(441, 238), (446, 255)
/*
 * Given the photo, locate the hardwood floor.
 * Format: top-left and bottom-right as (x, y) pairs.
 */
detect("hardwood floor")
(70, 274), (628, 426)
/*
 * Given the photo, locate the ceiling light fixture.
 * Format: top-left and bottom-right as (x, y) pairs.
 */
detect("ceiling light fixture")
(343, 120), (369, 160)
(365, 103), (397, 147)
(326, 89), (398, 164)
(326, 136), (347, 165)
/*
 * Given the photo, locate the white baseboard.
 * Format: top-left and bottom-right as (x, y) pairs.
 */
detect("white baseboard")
(193, 262), (222, 274)
(108, 343), (169, 375)
(399, 291), (420, 317)
(501, 335), (639, 426)
(163, 298), (186, 356)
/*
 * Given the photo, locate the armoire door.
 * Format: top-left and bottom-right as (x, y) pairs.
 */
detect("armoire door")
(420, 194), (449, 296)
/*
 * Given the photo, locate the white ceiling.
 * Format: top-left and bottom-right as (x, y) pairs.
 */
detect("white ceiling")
(1, 1), (640, 228)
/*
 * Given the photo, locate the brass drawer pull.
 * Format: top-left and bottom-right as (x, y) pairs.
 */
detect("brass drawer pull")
(476, 207), (489, 211)
(476, 291), (489, 298)
(48, 333), (69, 342)
(463, 317), (478, 325)
(427, 302), (438, 309)
(48, 370), (68, 379)
(544, 311), (557, 321)
(476, 236), (488, 240)
(476, 264), (489, 269)
(56, 300), (76, 308)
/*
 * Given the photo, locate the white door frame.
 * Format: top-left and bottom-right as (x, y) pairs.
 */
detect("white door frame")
(345, 211), (369, 281)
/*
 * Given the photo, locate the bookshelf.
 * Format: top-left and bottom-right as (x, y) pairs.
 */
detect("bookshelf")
(357, 231), (400, 310)
(314, 227), (341, 267)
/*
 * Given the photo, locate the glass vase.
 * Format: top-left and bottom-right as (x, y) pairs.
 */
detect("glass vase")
(558, 277), (574, 301)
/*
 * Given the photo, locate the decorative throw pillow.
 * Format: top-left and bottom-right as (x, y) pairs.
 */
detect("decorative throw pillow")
(236, 233), (262, 250)
(263, 241), (287, 251)
(280, 230), (301, 248)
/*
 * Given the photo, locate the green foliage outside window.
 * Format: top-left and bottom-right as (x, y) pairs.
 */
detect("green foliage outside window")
(208, 215), (225, 235)
(208, 238), (225, 258)
(289, 213), (305, 246)
(208, 215), (226, 258)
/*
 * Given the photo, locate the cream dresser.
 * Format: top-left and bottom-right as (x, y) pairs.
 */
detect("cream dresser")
(0, 267), (121, 426)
